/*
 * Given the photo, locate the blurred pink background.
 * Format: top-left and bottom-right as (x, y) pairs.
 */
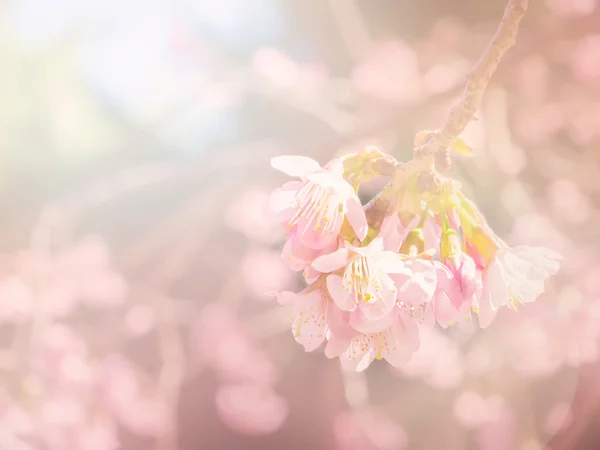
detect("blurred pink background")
(1, 0), (600, 448)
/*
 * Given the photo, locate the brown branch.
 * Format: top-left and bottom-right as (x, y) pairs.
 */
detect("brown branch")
(364, 0), (530, 229)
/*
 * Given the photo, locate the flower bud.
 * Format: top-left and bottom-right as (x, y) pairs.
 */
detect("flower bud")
(464, 225), (501, 267)
(440, 230), (478, 301)
(400, 228), (425, 256)
(440, 229), (462, 263)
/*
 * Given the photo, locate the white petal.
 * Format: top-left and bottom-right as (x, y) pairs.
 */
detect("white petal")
(311, 248), (349, 273)
(270, 155), (321, 177)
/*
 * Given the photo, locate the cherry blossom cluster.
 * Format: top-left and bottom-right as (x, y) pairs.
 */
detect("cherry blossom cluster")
(268, 147), (562, 372)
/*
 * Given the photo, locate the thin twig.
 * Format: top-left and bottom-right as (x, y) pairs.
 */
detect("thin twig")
(364, 0), (530, 229)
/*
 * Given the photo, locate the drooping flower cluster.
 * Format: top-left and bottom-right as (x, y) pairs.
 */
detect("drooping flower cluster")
(268, 147), (562, 372)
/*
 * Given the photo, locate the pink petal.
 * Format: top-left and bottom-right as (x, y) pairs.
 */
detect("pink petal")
(350, 308), (394, 334)
(458, 256), (478, 299)
(423, 220), (441, 252)
(326, 274), (356, 311)
(311, 248), (349, 273)
(433, 291), (460, 328)
(482, 261), (509, 310)
(366, 236), (385, 253)
(397, 310), (420, 353)
(270, 155), (321, 177)
(358, 276), (396, 322)
(345, 196), (368, 241)
(281, 239), (309, 272)
(477, 288), (498, 328)
(325, 334), (352, 358)
(341, 338), (374, 372)
(268, 181), (302, 216)
(297, 215), (341, 250)
(379, 214), (405, 253)
(384, 329), (415, 368)
(395, 260), (437, 307)
(326, 302), (357, 339)
(303, 266), (321, 284)
(513, 246), (562, 277)
(375, 251), (406, 274)
(305, 171), (355, 197)
(292, 290), (328, 351)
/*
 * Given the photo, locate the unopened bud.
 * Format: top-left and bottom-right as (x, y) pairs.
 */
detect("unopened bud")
(465, 225), (501, 266)
(440, 229), (462, 262)
(400, 228), (425, 255)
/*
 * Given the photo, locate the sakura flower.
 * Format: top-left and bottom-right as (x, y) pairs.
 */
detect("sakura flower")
(312, 238), (406, 322)
(379, 213), (405, 253)
(281, 233), (338, 279)
(338, 309), (419, 371)
(429, 262), (465, 328)
(440, 229), (478, 300)
(471, 273), (499, 329)
(392, 259), (437, 309)
(275, 287), (332, 352)
(269, 155), (368, 249)
(480, 246), (562, 312)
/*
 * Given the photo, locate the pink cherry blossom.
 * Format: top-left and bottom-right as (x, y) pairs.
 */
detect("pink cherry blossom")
(269, 155), (368, 249)
(480, 246), (562, 312)
(422, 220), (442, 253)
(379, 213), (405, 252)
(392, 259), (437, 309)
(441, 230), (478, 300)
(471, 272), (499, 329)
(379, 214), (441, 254)
(429, 262), (463, 328)
(281, 233), (338, 276)
(313, 238), (406, 322)
(275, 287), (331, 352)
(337, 309), (419, 371)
